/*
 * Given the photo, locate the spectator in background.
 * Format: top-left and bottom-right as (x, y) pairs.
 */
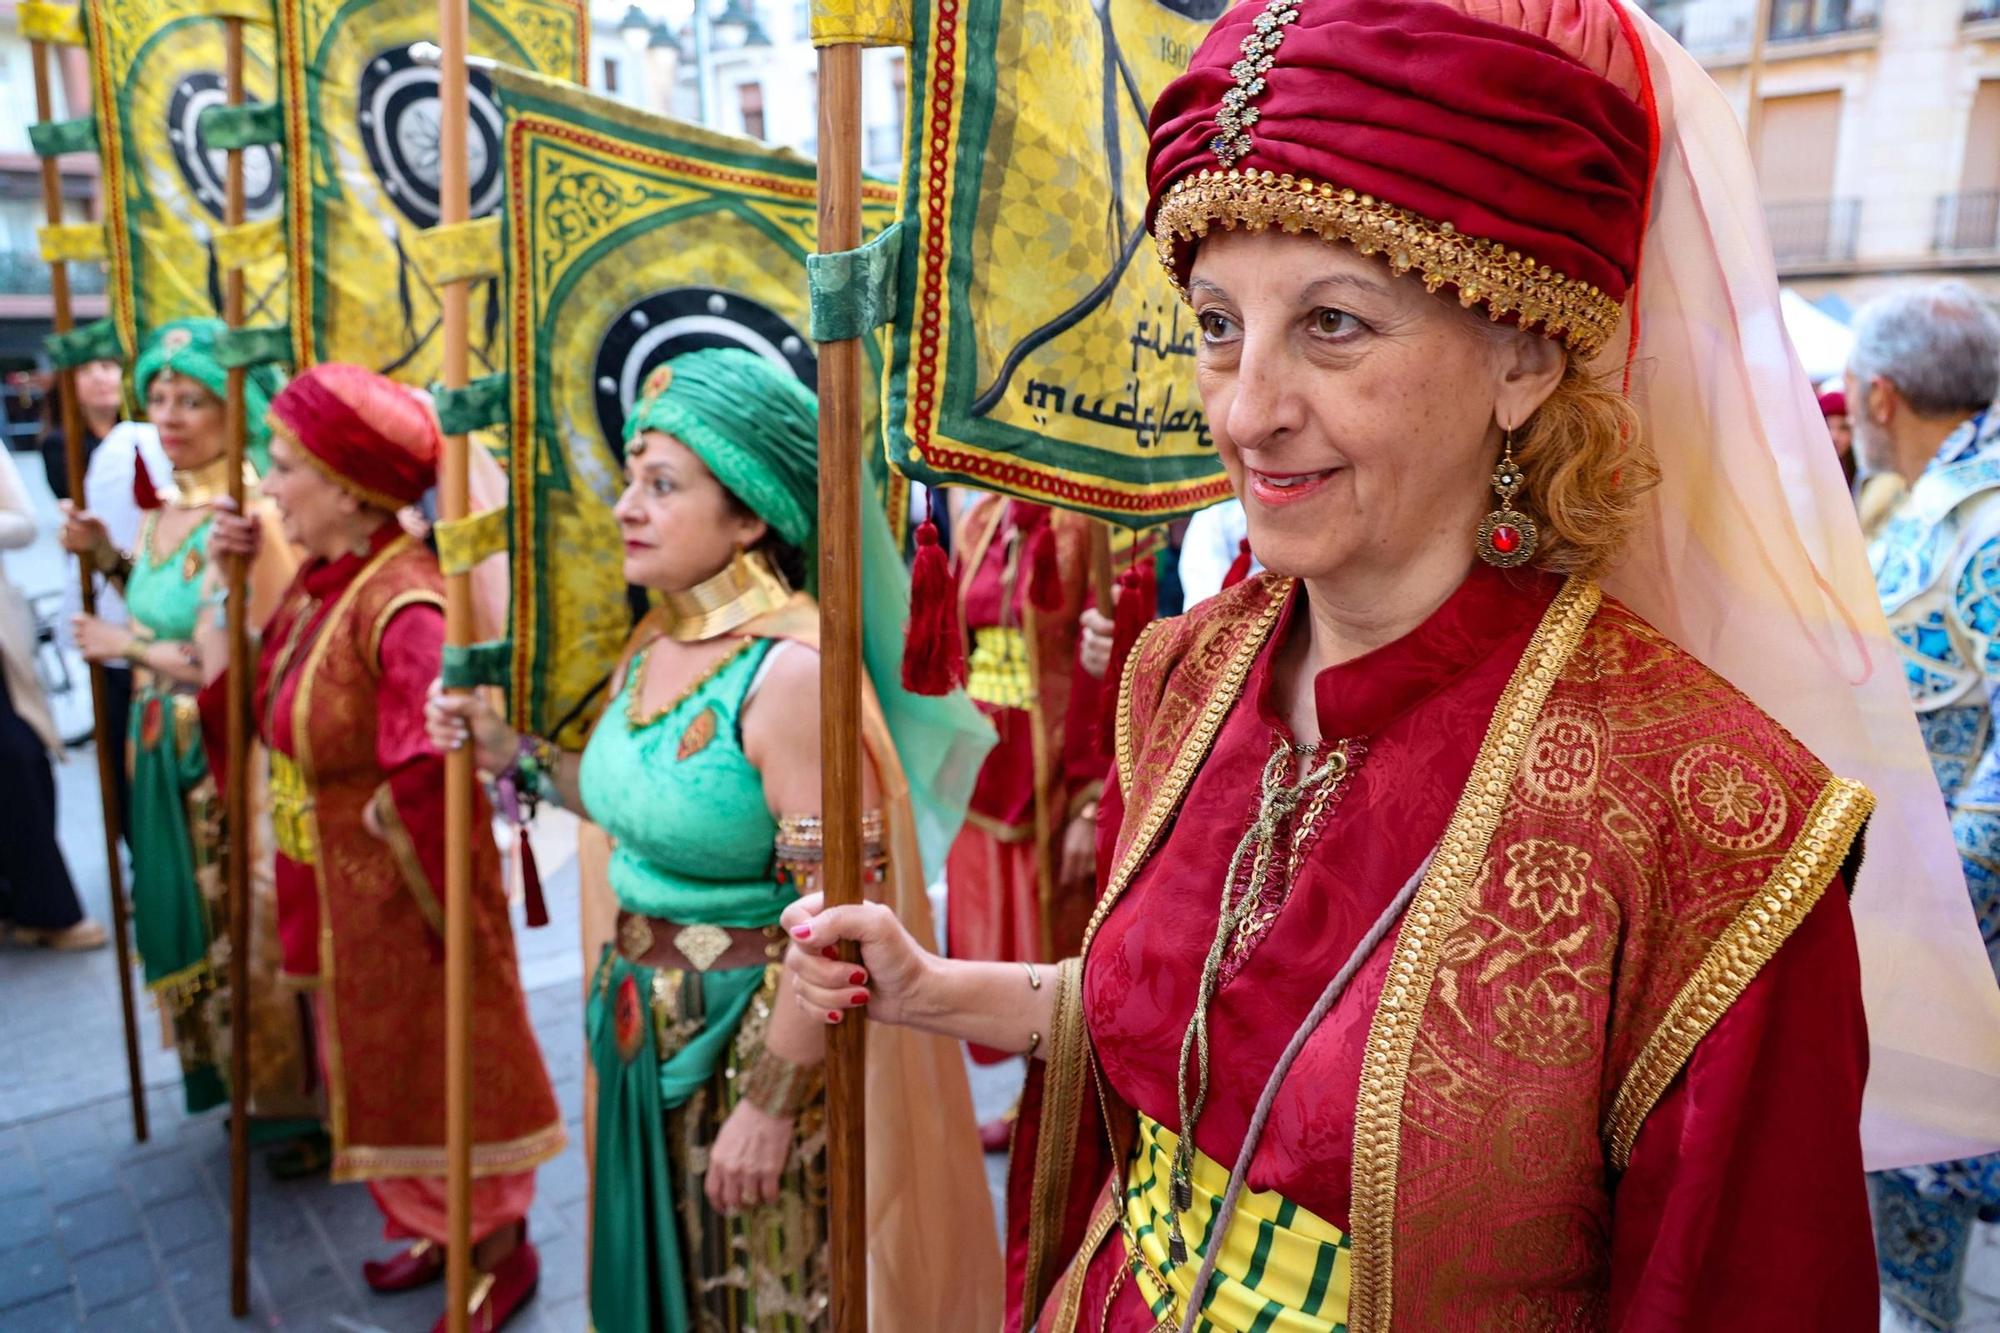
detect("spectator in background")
(1177, 496), (1258, 607)
(1853, 280), (2000, 1330)
(0, 444), (103, 949)
(58, 371), (168, 839)
(38, 358), (125, 504)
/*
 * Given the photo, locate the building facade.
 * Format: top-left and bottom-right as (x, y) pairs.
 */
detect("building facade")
(1641, 0), (2000, 311)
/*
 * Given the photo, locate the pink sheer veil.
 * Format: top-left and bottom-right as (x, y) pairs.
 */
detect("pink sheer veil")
(1605, 4), (2000, 1168)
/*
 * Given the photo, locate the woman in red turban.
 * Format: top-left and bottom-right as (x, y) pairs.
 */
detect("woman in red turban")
(204, 363), (562, 1333)
(779, 1), (2000, 1329)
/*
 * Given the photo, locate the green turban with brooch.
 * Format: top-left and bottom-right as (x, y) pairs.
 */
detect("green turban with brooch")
(624, 347), (994, 879)
(133, 318), (283, 475)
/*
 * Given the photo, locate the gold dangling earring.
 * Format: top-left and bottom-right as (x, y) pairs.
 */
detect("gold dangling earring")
(1476, 429), (1538, 569)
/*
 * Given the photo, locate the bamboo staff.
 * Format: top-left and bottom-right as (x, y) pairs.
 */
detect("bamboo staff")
(815, 38), (868, 1333)
(28, 14), (149, 1149)
(435, 3), (478, 1329)
(219, 14), (255, 1318)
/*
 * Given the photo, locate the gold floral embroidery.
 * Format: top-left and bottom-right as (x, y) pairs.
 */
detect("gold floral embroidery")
(1501, 840), (1592, 925)
(1695, 761), (1765, 826)
(1493, 976), (1593, 1068)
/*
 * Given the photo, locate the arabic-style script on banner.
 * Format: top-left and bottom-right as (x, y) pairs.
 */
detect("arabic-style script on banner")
(884, 0), (1233, 527)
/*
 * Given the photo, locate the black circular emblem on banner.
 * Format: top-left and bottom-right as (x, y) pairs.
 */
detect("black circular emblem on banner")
(167, 72), (283, 223)
(592, 289), (816, 453)
(357, 46), (504, 228)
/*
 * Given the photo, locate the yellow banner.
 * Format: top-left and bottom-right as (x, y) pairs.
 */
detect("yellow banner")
(19, 2), (85, 45)
(809, 0), (911, 47)
(494, 66), (899, 746)
(883, 0), (1231, 527)
(276, 0), (586, 380)
(83, 0), (288, 357)
(38, 222), (108, 264)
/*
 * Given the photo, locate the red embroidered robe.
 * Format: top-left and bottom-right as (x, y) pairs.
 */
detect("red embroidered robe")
(949, 496), (1107, 967)
(215, 524), (564, 1183)
(1006, 567), (1877, 1331)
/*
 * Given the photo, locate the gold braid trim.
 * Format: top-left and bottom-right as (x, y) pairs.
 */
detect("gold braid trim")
(1602, 776), (1874, 1171)
(1154, 169), (1623, 359)
(1346, 577), (1600, 1333)
(371, 783), (444, 937)
(367, 590), (445, 672)
(1021, 956), (1089, 1320)
(333, 1121), (567, 1184)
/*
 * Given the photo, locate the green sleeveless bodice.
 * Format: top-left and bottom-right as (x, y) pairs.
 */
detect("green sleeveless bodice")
(579, 636), (785, 923)
(125, 512), (212, 643)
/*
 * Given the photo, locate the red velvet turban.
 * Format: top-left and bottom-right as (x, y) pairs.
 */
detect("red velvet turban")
(269, 363), (440, 510)
(1147, 0), (1654, 358)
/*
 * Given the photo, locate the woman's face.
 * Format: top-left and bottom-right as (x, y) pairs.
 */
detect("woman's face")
(1188, 229), (1561, 589)
(75, 360), (124, 417)
(261, 426), (372, 558)
(147, 371), (227, 471)
(614, 430), (767, 593)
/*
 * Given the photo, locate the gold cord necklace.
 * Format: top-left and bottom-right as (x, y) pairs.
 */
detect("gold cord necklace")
(1167, 732), (1354, 1266)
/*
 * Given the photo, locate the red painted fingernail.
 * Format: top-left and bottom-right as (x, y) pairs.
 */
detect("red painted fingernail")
(826, 1011), (842, 1024)
(821, 947), (839, 959)
(791, 926), (812, 940)
(850, 991), (869, 1006)
(848, 969), (866, 985)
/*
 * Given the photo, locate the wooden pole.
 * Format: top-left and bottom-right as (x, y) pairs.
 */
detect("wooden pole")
(1088, 523), (1115, 618)
(1743, 0), (1776, 156)
(436, 3), (476, 1330)
(815, 39), (868, 1333)
(29, 28), (148, 1149)
(220, 16), (254, 1319)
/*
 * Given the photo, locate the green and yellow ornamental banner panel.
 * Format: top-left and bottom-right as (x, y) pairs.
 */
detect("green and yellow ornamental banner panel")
(80, 0), (289, 359)
(881, 0), (1232, 527)
(275, 0), (586, 381)
(490, 67), (898, 747)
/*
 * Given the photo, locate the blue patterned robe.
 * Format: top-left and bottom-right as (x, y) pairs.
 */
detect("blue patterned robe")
(1869, 408), (2000, 1328)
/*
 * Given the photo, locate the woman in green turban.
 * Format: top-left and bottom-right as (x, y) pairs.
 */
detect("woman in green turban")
(60, 318), (305, 1119)
(429, 348), (1002, 1331)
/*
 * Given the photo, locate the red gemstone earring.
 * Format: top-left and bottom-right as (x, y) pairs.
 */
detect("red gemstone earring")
(1476, 430), (1537, 568)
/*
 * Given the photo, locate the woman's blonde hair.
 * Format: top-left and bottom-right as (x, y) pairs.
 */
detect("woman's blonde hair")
(1506, 356), (1655, 579)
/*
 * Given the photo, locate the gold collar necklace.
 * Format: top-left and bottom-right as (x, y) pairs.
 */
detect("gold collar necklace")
(169, 455), (238, 510)
(659, 548), (793, 642)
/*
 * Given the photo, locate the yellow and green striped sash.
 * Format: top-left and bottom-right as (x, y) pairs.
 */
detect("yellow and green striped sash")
(1122, 1114), (1351, 1333)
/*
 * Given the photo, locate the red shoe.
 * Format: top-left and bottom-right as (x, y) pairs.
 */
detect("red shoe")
(363, 1240), (444, 1293)
(432, 1237), (540, 1333)
(979, 1113), (1016, 1154)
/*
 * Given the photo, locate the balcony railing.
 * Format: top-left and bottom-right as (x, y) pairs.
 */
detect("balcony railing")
(0, 251), (107, 297)
(1937, 193), (2000, 253)
(1765, 198), (1861, 265)
(1970, 0), (2000, 21)
(1769, 0), (1879, 40)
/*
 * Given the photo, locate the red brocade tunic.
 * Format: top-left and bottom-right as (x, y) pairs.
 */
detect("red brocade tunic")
(1006, 567), (1877, 1332)
(206, 524), (563, 1184)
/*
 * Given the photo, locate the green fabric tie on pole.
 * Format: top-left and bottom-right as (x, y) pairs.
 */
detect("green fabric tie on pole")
(807, 222), (902, 342)
(195, 100), (284, 150)
(28, 116), (96, 158)
(433, 373), (510, 436)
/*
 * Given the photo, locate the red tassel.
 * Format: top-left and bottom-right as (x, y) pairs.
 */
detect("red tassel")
(1222, 537), (1254, 590)
(132, 444), (161, 512)
(1024, 522), (1062, 613)
(521, 827), (549, 928)
(1099, 562), (1158, 755)
(901, 520), (966, 696)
